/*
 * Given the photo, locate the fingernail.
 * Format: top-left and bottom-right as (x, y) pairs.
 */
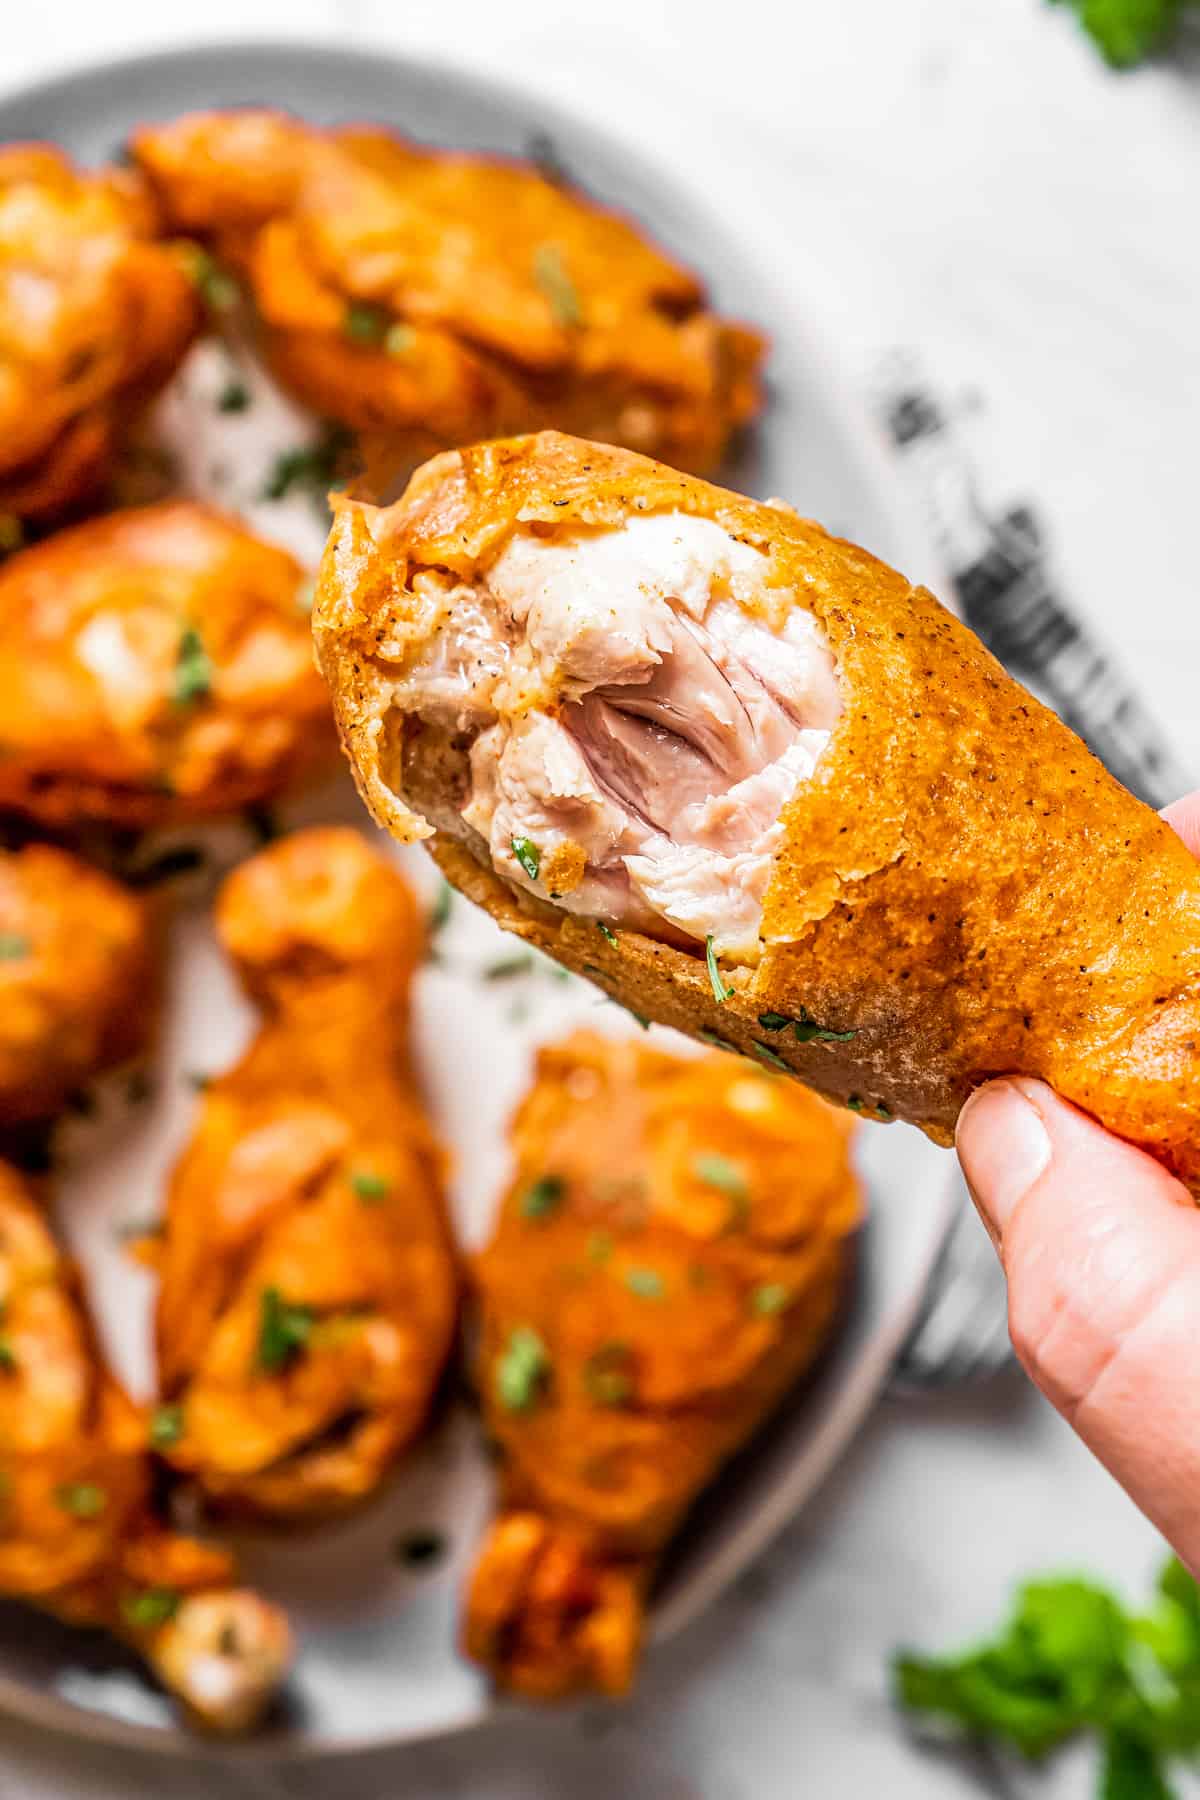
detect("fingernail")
(956, 1080), (1052, 1242)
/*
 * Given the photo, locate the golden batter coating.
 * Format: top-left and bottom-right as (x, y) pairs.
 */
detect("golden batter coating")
(464, 1031), (859, 1698)
(313, 431), (1200, 1196)
(0, 501), (330, 829)
(0, 144), (199, 528)
(131, 109), (763, 475)
(0, 843), (158, 1127)
(0, 1162), (291, 1732)
(152, 827), (456, 1519)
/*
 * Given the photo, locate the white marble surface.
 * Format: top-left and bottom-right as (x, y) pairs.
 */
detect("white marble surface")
(2, 1), (1199, 1794)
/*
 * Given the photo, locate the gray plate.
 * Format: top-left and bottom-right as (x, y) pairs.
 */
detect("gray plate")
(0, 41), (958, 1759)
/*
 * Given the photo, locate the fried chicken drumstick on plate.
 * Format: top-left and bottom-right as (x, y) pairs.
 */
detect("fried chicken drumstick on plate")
(0, 1162), (291, 1732)
(150, 827), (456, 1519)
(464, 1030), (860, 1698)
(0, 145), (198, 529)
(0, 500), (330, 830)
(0, 843), (158, 1127)
(130, 109), (763, 476)
(313, 429), (1200, 1194)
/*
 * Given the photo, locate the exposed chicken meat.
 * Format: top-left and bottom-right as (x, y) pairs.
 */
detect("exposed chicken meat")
(385, 510), (841, 956)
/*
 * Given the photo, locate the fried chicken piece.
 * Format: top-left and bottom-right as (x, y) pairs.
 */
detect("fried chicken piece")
(131, 110), (763, 476)
(0, 1162), (291, 1731)
(0, 843), (158, 1127)
(0, 145), (199, 528)
(464, 1031), (860, 1698)
(152, 827), (455, 1519)
(0, 501), (330, 830)
(314, 429), (1200, 1195)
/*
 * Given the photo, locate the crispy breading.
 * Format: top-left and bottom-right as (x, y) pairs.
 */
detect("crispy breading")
(131, 110), (763, 475)
(0, 501), (331, 828)
(313, 430), (1200, 1195)
(0, 1162), (291, 1732)
(464, 1031), (859, 1697)
(0, 144), (199, 525)
(152, 827), (456, 1519)
(0, 844), (158, 1126)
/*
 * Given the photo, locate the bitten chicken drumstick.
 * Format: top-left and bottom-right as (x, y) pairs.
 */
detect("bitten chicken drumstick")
(152, 827), (456, 1518)
(130, 109), (763, 476)
(0, 500), (330, 829)
(0, 1162), (291, 1732)
(0, 144), (198, 528)
(0, 843), (158, 1127)
(313, 430), (1200, 1195)
(464, 1031), (860, 1698)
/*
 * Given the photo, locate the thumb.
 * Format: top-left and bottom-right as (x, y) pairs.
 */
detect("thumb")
(957, 1077), (1200, 1569)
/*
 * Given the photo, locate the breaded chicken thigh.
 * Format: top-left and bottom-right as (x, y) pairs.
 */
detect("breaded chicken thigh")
(0, 501), (329, 829)
(152, 827), (455, 1518)
(464, 1031), (859, 1697)
(0, 1162), (291, 1732)
(0, 145), (198, 528)
(131, 109), (763, 476)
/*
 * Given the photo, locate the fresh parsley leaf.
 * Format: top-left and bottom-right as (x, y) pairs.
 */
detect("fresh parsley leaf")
(121, 1587), (180, 1630)
(0, 934), (29, 961)
(793, 1009), (857, 1044)
(757, 1012), (790, 1031)
(344, 301), (390, 346)
(55, 1481), (107, 1519)
(217, 379), (250, 414)
(596, 921), (619, 946)
(496, 1326), (550, 1412)
(149, 1404), (184, 1449)
(533, 243), (583, 328)
(693, 1153), (748, 1200)
(256, 1287), (315, 1373)
(749, 1041), (790, 1072)
(1100, 1732), (1174, 1800)
(351, 1170), (390, 1203)
(483, 953), (534, 982)
(519, 1175), (564, 1219)
(511, 836), (541, 881)
(173, 626), (212, 707)
(261, 426), (352, 503)
(181, 244), (239, 311)
(706, 934), (734, 1005)
(1051, 0), (1188, 67)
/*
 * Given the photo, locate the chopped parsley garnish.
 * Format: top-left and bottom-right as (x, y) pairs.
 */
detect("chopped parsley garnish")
(519, 1175), (564, 1219)
(749, 1040), (790, 1072)
(173, 626), (212, 707)
(181, 245), (239, 311)
(0, 934), (29, 962)
(351, 1171), (390, 1203)
(217, 379), (251, 414)
(847, 1094), (865, 1113)
(55, 1481), (107, 1519)
(385, 323), (415, 356)
(343, 301), (390, 346)
(1050, 0), (1190, 67)
(149, 1404), (184, 1449)
(625, 1007), (651, 1030)
(758, 1008), (856, 1044)
(393, 1528), (447, 1568)
(256, 1287), (315, 1373)
(596, 921), (619, 946)
(511, 837), (541, 881)
(692, 1153), (748, 1200)
(699, 1028), (738, 1053)
(750, 1283), (790, 1317)
(484, 953), (534, 982)
(705, 935), (734, 1005)
(496, 1326), (550, 1412)
(623, 1267), (664, 1301)
(533, 243), (583, 328)
(261, 427), (352, 503)
(586, 1230), (613, 1265)
(0, 1338), (16, 1373)
(121, 1587), (180, 1630)
(584, 1342), (634, 1407)
(429, 882), (453, 933)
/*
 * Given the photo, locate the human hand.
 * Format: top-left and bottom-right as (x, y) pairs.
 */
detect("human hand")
(956, 790), (1200, 1570)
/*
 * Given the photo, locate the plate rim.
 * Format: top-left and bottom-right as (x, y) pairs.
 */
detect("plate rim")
(0, 34), (959, 1761)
